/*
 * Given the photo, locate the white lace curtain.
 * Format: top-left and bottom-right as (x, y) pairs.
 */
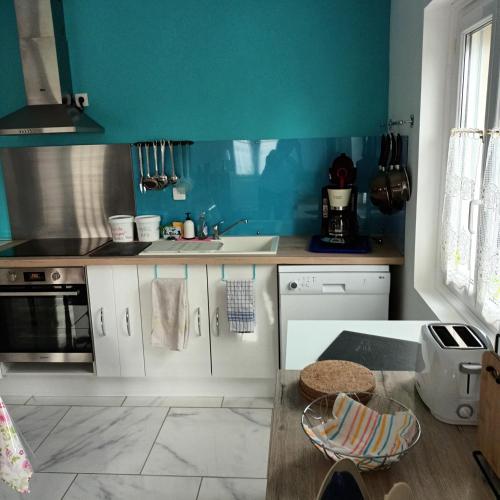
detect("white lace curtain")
(477, 132), (500, 328)
(440, 131), (483, 291)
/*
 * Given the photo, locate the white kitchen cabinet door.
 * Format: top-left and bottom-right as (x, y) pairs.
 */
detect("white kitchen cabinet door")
(207, 265), (278, 378)
(87, 266), (120, 377)
(137, 265), (211, 377)
(112, 266), (145, 377)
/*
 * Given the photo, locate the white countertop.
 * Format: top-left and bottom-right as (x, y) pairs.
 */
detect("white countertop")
(285, 320), (429, 369)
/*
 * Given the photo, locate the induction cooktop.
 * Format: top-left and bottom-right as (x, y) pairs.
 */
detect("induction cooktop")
(0, 238), (110, 257)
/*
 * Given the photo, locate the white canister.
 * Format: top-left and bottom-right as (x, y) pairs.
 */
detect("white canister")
(135, 215), (161, 242)
(108, 215), (134, 242)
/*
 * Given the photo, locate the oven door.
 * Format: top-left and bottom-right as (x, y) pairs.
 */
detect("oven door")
(0, 284), (93, 362)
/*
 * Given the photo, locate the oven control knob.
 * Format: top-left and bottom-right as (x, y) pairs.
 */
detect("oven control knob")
(51, 272), (61, 281)
(457, 404), (474, 419)
(289, 281), (298, 290)
(8, 272), (17, 283)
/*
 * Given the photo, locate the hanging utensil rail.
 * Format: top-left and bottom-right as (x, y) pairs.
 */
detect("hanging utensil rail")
(131, 140), (194, 192)
(387, 114), (415, 129)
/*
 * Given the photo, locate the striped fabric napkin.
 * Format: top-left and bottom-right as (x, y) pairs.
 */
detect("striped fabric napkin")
(225, 280), (256, 333)
(304, 393), (417, 469)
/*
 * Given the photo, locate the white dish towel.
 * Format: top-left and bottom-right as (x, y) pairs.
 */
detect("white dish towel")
(151, 278), (189, 350)
(226, 280), (256, 333)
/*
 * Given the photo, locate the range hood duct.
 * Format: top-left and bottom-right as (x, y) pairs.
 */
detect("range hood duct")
(0, 0), (104, 135)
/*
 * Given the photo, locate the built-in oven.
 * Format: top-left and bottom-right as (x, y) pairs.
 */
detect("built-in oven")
(0, 268), (93, 363)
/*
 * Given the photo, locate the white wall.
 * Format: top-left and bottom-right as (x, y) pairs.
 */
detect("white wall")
(388, 0), (436, 319)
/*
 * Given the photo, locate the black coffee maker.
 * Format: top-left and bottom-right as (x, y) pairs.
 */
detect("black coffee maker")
(321, 153), (359, 245)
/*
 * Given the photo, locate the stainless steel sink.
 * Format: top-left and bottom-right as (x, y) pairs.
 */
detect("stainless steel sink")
(140, 236), (279, 256)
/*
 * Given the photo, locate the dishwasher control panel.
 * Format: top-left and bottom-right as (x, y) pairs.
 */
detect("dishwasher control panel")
(287, 276), (317, 291)
(279, 270), (390, 295)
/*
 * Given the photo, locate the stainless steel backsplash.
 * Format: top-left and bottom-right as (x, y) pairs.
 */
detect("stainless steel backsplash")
(1, 144), (135, 239)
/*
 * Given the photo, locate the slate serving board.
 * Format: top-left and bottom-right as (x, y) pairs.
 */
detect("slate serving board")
(317, 330), (423, 371)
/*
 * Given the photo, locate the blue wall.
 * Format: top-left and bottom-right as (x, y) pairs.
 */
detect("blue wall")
(0, 0), (391, 237)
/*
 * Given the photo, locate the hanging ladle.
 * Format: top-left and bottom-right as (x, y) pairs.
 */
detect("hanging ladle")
(168, 141), (178, 185)
(157, 140), (169, 189)
(142, 143), (158, 190)
(137, 143), (145, 193)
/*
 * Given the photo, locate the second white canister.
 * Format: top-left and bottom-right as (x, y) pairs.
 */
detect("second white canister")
(135, 215), (161, 242)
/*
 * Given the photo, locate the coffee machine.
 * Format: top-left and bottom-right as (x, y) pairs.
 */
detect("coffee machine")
(320, 153), (359, 246)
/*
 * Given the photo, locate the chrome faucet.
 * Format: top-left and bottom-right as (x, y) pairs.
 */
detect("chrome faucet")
(212, 218), (248, 239)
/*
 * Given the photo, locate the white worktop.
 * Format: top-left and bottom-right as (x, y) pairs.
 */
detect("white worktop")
(285, 320), (429, 369)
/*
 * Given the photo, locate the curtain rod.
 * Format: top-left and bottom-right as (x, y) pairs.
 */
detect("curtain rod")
(451, 128), (500, 136)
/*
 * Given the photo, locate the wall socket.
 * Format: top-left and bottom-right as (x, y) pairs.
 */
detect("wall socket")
(74, 93), (89, 107)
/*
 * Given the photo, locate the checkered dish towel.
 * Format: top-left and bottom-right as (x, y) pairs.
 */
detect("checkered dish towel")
(225, 280), (256, 333)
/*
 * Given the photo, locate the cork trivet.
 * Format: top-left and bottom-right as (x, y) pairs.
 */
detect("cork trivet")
(299, 360), (375, 402)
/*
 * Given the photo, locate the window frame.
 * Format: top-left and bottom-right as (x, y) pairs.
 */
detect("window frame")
(434, 0), (499, 330)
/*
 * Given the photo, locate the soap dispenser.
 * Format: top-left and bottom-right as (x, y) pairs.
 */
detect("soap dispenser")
(197, 211), (208, 240)
(183, 212), (195, 240)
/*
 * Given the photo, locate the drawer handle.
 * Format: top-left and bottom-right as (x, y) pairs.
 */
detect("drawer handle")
(99, 308), (106, 337)
(126, 307), (131, 337)
(216, 307), (220, 336)
(197, 307), (202, 337)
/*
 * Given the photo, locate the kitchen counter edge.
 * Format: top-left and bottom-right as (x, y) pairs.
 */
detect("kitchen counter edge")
(0, 236), (404, 267)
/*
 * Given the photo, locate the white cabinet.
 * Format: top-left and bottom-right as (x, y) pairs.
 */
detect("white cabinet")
(88, 264), (279, 380)
(207, 265), (278, 378)
(87, 266), (145, 377)
(137, 265), (211, 377)
(112, 266), (145, 377)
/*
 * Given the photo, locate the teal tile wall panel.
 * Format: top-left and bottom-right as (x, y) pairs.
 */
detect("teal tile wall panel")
(134, 136), (405, 238)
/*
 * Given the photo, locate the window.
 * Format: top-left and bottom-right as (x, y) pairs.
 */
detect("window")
(440, 0), (500, 329)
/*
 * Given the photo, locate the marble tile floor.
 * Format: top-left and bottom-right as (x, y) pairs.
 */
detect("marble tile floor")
(0, 396), (273, 500)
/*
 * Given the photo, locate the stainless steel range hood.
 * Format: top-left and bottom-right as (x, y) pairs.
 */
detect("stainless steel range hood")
(0, 0), (104, 135)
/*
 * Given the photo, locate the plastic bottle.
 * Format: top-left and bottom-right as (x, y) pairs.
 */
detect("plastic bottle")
(197, 211), (208, 239)
(183, 212), (195, 240)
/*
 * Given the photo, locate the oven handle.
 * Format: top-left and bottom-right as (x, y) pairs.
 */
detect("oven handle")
(0, 291), (79, 297)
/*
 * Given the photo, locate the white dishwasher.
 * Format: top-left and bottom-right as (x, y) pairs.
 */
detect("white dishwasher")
(279, 265), (391, 367)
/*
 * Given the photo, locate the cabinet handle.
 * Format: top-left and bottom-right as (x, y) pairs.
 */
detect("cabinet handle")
(216, 307), (220, 336)
(99, 308), (106, 337)
(126, 307), (132, 336)
(197, 307), (202, 337)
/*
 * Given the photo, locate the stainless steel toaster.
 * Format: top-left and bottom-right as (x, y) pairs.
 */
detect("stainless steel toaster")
(415, 323), (492, 425)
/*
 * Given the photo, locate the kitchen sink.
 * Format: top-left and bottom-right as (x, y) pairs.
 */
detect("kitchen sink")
(140, 236), (279, 256)
(217, 236), (279, 255)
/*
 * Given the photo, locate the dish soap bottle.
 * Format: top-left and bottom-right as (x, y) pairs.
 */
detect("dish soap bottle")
(197, 211), (208, 240)
(183, 212), (195, 240)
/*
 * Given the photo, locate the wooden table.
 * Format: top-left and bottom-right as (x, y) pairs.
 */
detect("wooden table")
(266, 370), (494, 499)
